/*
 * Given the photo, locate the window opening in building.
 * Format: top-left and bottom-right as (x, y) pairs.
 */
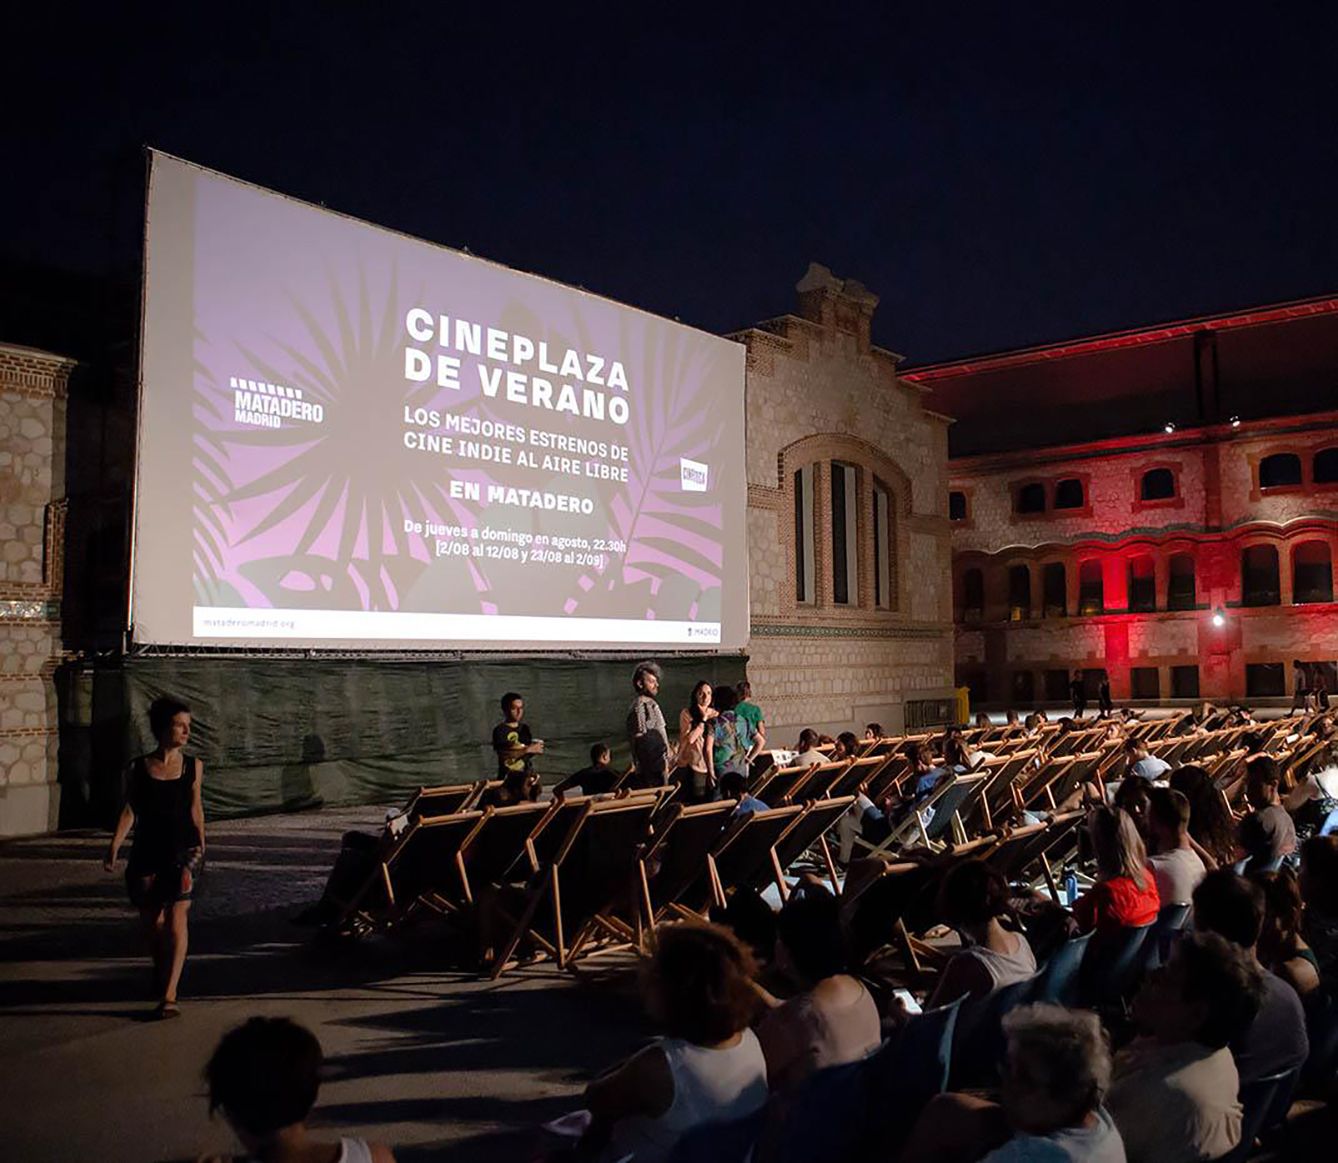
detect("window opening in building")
(1016, 482), (1046, 514)
(1130, 667), (1160, 700)
(1078, 560), (1104, 615)
(1241, 545), (1280, 607)
(1128, 556), (1156, 613)
(1167, 553), (1196, 611)
(1054, 478), (1085, 510)
(1170, 665), (1200, 699)
(1259, 452), (1302, 488)
(948, 490), (968, 521)
(1042, 562), (1067, 618)
(1008, 564), (1031, 621)
(794, 464), (816, 603)
(1293, 541), (1334, 604)
(1245, 663), (1285, 698)
(1140, 468), (1176, 500)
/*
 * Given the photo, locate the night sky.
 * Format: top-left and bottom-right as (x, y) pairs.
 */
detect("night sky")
(5, 4), (1337, 364)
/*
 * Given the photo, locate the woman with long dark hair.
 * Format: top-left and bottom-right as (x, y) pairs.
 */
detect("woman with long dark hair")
(103, 696), (205, 1018)
(671, 680), (717, 803)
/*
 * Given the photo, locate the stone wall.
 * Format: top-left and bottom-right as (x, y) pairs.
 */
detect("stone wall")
(738, 265), (955, 735)
(0, 344), (73, 836)
(947, 411), (1338, 706)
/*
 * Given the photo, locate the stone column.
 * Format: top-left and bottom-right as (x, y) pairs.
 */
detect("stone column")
(0, 343), (74, 836)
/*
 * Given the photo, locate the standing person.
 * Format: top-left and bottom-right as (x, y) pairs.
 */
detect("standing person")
(1098, 673), (1114, 718)
(489, 692), (543, 801)
(627, 661), (669, 789)
(733, 681), (767, 768)
(1070, 669), (1087, 719)
(671, 681), (717, 803)
(711, 686), (752, 789)
(202, 1017), (396, 1162)
(102, 696), (205, 1019)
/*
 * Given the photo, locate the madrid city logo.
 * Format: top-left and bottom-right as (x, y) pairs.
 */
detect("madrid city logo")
(231, 376), (326, 430)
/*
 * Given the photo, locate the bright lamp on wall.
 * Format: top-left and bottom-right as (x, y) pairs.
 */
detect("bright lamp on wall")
(1211, 608), (1226, 628)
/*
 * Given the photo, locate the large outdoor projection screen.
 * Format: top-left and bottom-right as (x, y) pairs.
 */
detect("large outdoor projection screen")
(134, 153), (747, 650)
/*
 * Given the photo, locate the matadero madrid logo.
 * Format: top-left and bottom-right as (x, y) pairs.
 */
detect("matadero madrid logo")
(231, 376), (326, 430)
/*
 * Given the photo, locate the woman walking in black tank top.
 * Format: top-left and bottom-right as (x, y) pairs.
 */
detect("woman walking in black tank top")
(103, 696), (205, 1018)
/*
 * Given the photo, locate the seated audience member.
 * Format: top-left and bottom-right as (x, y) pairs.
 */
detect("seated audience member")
(926, 860), (1037, 1009)
(755, 889), (881, 1091)
(1169, 765), (1238, 868)
(1112, 779), (1152, 839)
(1123, 738), (1171, 783)
(1191, 869), (1308, 1086)
(1283, 741), (1338, 843)
(582, 923), (767, 1163)
(847, 743), (949, 849)
(792, 729), (827, 768)
(1251, 868), (1322, 1001)
(832, 730), (861, 761)
(479, 766), (540, 808)
(717, 770), (768, 818)
(863, 722), (885, 742)
(985, 1005), (1125, 1162)
(1107, 932), (1265, 1163)
(1301, 833), (1338, 995)
(711, 886), (777, 967)
(203, 1017), (395, 1163)
(1072, 808), (1160, 935)
(975, 712), (992, 729)
(1239, 756), (1297, 872)
(1146, 787), (1207, 906)
(1023, 713), (1044, 739)
(1005, 709), (1022, 730)
(553, 743), (619, 797)
(901, 1005), (1124, 1163)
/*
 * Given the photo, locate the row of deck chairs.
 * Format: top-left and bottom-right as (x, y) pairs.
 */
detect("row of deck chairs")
(329, 710), (1329, 979)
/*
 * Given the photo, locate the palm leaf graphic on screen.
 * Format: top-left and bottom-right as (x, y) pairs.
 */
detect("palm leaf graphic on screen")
(193, 338), (239, 604)
(218, 267), (489, 612)
(560, 317), (728, 623)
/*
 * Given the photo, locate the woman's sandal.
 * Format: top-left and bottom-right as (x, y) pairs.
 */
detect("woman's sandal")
(154, 1000), (182, 1020)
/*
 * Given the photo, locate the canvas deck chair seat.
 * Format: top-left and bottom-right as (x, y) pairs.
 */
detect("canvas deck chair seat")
(330, 808), (484, 933)
(757, 797), (854, 899)
(1022, 810), (1086, 900)
(750, 762), (817, 806)
(488, 794), (661, 977)
(455, 800), (555, 904)
(793, 760), (854, 802)
(825, 754), (888, 801)
(1018, 756), (1079, 813)
(692, 805), (805, 912)
(958, 756), (1011, 836)
(639, 799), (739, 925)
(863, 755), (911, 802)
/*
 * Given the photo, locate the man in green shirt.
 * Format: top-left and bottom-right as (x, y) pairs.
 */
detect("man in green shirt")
(734, 681), (767, 767)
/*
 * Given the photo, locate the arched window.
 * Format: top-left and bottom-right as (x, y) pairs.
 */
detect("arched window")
(1140, 468), (1176, 500)
(1241, 545), (1280, 606)
(948, 490), (968, 521)
(961, 568), (984, 622)
(1054, 478), (1085, 510)
(1128, 555), (1156, 612)
(1042, 562), (1066, 618)
(1015, 482), (1046, 514)
(1293, 541), (1334, 604)
(1008, 564), (1031, 621)
(1314, 448), (1338, 484)
(1167, 553), (1196, 611)
(1078, 560), (1104, 615)
(1260, 452), (1302, 489)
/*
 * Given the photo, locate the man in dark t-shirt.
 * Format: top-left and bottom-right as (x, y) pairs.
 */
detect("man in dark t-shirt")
(554, 743), (619, 797)
(491, 691), (543, 789)
(1240, 756), (1297, 870)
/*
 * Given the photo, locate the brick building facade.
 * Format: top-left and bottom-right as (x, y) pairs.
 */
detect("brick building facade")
(907, 299), (1338, 710)
(0, 343), (73, 836)
(736, 265), (955, 735)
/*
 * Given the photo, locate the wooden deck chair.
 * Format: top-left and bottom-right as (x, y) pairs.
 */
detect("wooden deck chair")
(793, 759), (853, 802)
(402, 780), (491, 818)
(852, 773), (987, 859)
(827, 754), (889, 800)
(699, 805), (805, 911)
(488, 795), (661, 976)
(328, 808), (484, 931)
(455, 800), (554, 905)
(843, 859), (938, 973)
(762, 797), (856, 899)
(959, 755), (1011, 836)
(1025, 810), (1087, 901)
(865, 754), (912, 801)
(639, 799), (738, 924)
(751, 762), (817, 805)
(1018, 757), (1078, 812)
(983, 820), (1052, 885)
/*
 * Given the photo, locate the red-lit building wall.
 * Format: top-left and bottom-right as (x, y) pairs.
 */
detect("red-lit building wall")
(948, 412), (1338, 707)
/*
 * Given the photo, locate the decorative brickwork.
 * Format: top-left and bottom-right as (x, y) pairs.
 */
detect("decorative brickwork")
(739, 265), (954, 734)
(0, 343), (74, 835)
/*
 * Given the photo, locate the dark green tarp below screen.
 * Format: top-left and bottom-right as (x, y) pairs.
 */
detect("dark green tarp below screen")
(56, 653), (748, 824)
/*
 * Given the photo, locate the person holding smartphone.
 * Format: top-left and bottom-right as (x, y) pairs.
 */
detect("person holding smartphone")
(490, 692), (544, 802)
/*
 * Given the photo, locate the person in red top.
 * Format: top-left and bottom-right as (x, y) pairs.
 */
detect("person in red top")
(1073, 806), (1161, 933)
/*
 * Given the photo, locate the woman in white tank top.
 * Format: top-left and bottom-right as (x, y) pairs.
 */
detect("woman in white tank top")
(584, 923), (769, 1163)
(927, 859), (1036, 1008)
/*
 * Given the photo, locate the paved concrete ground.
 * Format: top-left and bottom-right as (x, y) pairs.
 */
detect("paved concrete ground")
(0, 807), (650, 1162)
